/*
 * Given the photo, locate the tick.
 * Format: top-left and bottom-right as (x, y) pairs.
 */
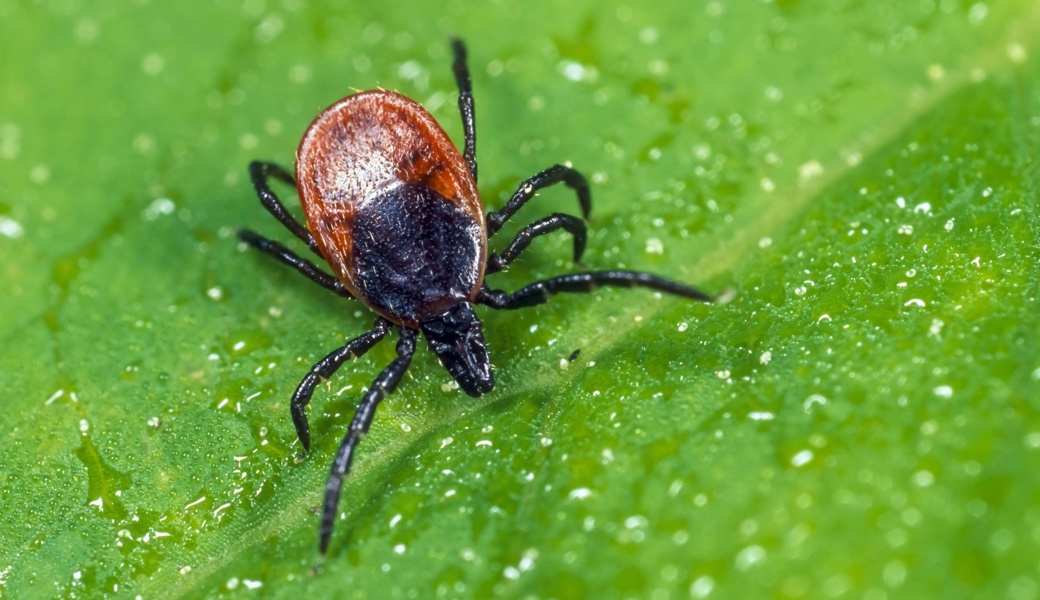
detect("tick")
(238, 39), (714, 556)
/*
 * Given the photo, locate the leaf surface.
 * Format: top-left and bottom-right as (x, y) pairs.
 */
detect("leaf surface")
(1, 1), (1039, 598)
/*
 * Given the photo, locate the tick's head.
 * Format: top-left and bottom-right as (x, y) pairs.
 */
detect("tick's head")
(421, 302), (494, 397)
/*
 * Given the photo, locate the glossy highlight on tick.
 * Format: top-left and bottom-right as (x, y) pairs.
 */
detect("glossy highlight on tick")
(238, 39), (714, 557)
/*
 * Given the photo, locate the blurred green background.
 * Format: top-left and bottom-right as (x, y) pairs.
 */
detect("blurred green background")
(2, 0), (1039, 598)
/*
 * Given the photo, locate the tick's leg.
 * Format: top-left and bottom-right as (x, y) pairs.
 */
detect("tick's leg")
(451, 38), (477, 182)
(238, 229), (352, 298)
(319, 327), (418, 555)
(290, 319), (394, 453)
(486, 213), (587, 274)
(477, 271), (713, 309)
(486, 165), (591, 237)
(249, 160), (322, 255)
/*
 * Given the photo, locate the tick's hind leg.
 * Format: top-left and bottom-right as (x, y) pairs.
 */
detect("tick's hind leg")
(238, 229), (352, 298)
(478, 270), (713, 309)
(249, 160), (322, 255)
(289, 319), (393, 453)
(486, 213), (587, 274)
(450, 38), (477, 182)
(319, 327), (418, 555)
(486, 165), (591, 237)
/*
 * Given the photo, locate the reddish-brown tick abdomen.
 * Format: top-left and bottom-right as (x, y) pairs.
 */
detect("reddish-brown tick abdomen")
(295, 91), (487, 328)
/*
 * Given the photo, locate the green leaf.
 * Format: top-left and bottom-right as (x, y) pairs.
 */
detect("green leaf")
(2, 1), (1039, 598)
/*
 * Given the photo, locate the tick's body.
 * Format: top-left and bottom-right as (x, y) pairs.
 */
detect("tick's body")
(297, 91), (486, 326)
(239, 39), (713, 558)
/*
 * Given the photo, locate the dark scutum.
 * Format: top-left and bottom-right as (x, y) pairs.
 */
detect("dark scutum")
(351, 182), (482, 324)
